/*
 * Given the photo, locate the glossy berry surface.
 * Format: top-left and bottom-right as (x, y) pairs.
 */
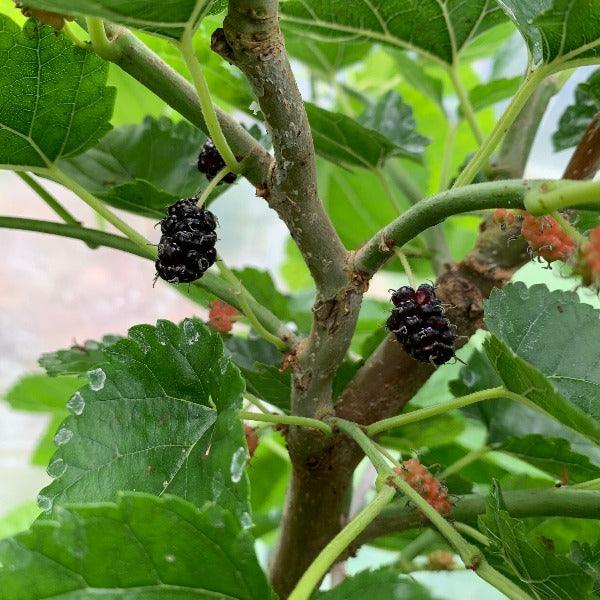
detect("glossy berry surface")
(155, 199), (218, 284)
(386, 284), (455, 365)
(197, 139), (237, 184)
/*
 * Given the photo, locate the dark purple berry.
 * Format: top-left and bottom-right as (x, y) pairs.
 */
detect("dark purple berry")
(197, 139), (237, 184)
(391, 286), (414, 306)
(155, 199), (218, 284)
(386, 284), (455, 365)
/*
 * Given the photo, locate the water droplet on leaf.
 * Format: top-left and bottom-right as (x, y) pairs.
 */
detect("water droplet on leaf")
(230, 446), (248, 483)
(241, 512), (253, 529)
(37, 494), (53, 512)
(54, 428), (73, 446)
(66, 391), (85, 415)
(47, 457), (67, 478)
(87, 368), (106, 391)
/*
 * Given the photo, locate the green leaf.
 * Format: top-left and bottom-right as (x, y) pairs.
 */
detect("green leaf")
(379, 413), (466, 452)
(248, 433), (290, 515)
(389, 52), (444, 110)
(484, 283), (600, 444)
(59, 116), (224, 219)
(0, 493), (275, 600)
(280, 0), (505, 66)
(0, 502), (39, 539)
(314, 567), (435, 599)
(358, 91), (430, 160)
(306, 103), (418, 169)
(497, 0), (600, 66)
(225, 336), (291, 412)
(0, 16), (114, 170)
(498, 435), (600, 483)
(572, 540), (600, 596)
(38, 319), (250, 519)
(17, 0), (225, 40)
(479, 481), (594, 599)
(4, 374), (82, 412)
(450, 348), (600, 468)
(467, 76), (522, 113)
(286, 35), (371, 75)
(39, 335), (120, 376)
(485, 334), (600, 444)
(553, 68), (600, 150)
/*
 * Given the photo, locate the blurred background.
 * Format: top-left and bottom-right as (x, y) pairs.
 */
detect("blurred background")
(0, 4), (598, 594)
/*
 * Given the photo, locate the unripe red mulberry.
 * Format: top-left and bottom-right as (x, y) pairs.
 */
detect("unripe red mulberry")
(394, 458), (451, 515)
(208, 300), (239, 333)
(521, 212), (576, 263)
(491, 208), (517, 229)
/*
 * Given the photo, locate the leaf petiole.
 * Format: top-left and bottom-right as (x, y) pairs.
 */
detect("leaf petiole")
(239, 411), (332, 435)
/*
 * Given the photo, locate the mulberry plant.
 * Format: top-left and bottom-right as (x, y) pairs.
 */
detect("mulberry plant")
(1, 2), (600, 600)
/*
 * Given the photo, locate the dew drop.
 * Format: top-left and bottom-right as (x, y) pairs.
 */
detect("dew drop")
(87, 368), (106, 391)
(54, 428), (73, 446)
(183, 320), (200, 345)
(241, 512), (253, 530)
(66, 391), (85, 415)
(230, 447), (248, 483)
(37, 494), (53, 512)
(462, 369), (480, 388)
(47, 457), (67, 478)
(164, 554), (176, 563)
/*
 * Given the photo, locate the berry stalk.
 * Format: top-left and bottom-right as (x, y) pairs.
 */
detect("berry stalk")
(525, 180), (600, 215)
(179, 30), (240, 173)
(239, 411), (332, 435)
(366, 387), (535, 436)
(288, 485), (397, 600)
(453, 68), (547, 188)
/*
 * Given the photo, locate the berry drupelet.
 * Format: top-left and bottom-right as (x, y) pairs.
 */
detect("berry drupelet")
(386, 283), (455, 366)
(155, 199), (218, 284)
(197, 139), (237, 184)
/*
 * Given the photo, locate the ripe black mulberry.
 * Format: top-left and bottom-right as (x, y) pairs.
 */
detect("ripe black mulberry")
(197, 139), (237, 184)
(155, 199), (218, 283)
(386, 284), (455, 365)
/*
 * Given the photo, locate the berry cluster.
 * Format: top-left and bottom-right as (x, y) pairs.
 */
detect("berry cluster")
(197, 139), (237, 184)
(394, 458), (451, 515)
(155, 199), (217, 283)
(386, 284), (455, 366)
(521, 212), (576, 263)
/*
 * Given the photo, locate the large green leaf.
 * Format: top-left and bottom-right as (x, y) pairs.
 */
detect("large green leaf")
(572, 540), (600, 596)
(280, 0), (505, 66)
(314, 567), (434, 599)
(467, 76), (522, 113)
(497, 0), (600, 66)
(450, 348), (600, 469)
(0, 493), (275, 600)
(358, 91), (430, 160)
(286, 35), (371, 75)
(39, 335), (120, 376)
(38, 319), (250, 519)
(498, 435), (600, 483)
(15, 0), (225, 39)
(0, 16), (114, 170)
(484, 283), (600, 443)
(479, 481), (594, 599)
(553, 68), (600, 150)
(59, 116), (225, 219)
(306, 103), (421, 169)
